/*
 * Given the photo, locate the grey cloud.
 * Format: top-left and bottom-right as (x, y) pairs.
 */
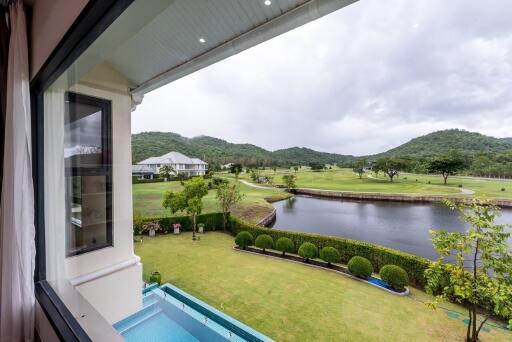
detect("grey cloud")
(132, 0), (512, 155)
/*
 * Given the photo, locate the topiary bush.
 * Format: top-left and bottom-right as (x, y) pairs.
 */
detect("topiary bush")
(348, 256), (373, 279)
(298, 242), (318, 262)
(255, 234), (274, 253)
(235, 231), (253, 250)
(149, 271), (161, 285)
(275, 237), (295, 256)
(320, 246), (341, 266)
(380, 265), (409, 290)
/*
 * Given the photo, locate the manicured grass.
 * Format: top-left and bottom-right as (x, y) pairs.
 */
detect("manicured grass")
(132, 180), (290, 223)
(226, 167), (512, 199)
(136, 232), (511, 342)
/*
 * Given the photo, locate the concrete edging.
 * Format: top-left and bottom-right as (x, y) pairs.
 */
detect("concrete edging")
(292, 189), (512, 208)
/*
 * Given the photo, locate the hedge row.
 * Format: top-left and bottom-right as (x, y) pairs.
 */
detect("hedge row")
(132, 177), (165, 184)
(229, 216), (431, 287)
(134, 212), (227, 234)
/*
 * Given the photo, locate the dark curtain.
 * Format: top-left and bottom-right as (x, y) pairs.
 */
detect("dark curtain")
(0, 7), (9, 201)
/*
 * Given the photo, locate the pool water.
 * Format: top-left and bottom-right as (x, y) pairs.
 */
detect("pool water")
(113, 283), (273, 342)
(367, 277), (393, 290)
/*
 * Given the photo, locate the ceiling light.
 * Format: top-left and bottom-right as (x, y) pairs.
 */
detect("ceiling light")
(264, 0), (271, 5)
(199, 38), (206, 43)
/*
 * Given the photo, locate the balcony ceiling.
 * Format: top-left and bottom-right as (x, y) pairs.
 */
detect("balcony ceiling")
(77, 0), (357, 96)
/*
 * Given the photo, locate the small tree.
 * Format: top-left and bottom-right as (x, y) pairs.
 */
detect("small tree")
(216, 183), (244, 231)
(352, 166), (365, 179)
(275, 237), (294, 256)
(375, 158), (407, 182)
(293, 166), (299, 173)
(282, 174), (297, 190)
(159, 165), (176, 180)
(162, 177), (208, 240)
(425, 199), (512, 342)
(309, 162), (324, 171)
(229, 163), (243, 179)
(177, 172), (187, 185)
(427, 153), (466, 185)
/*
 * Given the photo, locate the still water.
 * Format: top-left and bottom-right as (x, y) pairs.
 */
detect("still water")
(271, 196), (512, 260)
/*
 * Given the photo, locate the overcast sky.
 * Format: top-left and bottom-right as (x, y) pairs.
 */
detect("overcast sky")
(132, 0), (512, 156)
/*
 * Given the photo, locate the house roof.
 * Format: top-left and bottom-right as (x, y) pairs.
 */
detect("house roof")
(73, 0), (357, 97)
(132, 165), (154, 173)
(138, 152), (207, 165)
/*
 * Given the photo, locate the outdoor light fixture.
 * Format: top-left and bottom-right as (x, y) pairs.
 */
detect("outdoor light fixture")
(264, 0), (272, 6)
(199, 38), (206, 43)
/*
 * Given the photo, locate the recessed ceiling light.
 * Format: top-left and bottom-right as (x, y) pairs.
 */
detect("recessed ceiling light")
(264, 0), (271, 5)
(199, 38), (206, 43)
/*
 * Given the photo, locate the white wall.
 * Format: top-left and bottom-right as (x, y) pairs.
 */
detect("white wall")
(44, 63), (142, 324)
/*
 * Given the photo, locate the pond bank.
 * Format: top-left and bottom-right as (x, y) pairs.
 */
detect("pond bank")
(292, 188), (512, 207)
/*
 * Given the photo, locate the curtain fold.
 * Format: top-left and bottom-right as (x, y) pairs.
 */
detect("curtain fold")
(0, 1), (36, 341)
(0, 6), (10, 199)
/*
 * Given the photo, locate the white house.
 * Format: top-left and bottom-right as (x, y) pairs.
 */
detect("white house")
(137, 151), (208, 177)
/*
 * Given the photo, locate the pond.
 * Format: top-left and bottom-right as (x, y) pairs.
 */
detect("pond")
(271, 195), (512, 260)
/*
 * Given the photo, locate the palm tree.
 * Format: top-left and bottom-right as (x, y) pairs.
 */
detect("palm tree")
(159, 165), (175, 181)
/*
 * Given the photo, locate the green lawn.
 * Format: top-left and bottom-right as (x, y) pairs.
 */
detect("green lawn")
(226, 167), (512, 199)
(135, 232), (511, 342)
(133, 180), (290, 223)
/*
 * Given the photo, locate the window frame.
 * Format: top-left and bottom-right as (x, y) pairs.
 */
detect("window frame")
(64, 91), (113, 257)
(30, 1), (134, 341)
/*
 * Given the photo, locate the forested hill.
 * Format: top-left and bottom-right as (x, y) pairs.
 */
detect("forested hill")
(131, 132), (354, 167)
(373, 129), (512, 158)
(132, 129), (512, 169)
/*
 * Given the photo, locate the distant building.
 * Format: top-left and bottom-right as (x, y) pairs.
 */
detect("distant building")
(135, 151), (208, 178)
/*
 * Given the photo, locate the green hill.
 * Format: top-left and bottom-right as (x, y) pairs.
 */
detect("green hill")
(132, 129), (512, 169)
(131, 132), (354, 167)
(373, 129), (512, 158)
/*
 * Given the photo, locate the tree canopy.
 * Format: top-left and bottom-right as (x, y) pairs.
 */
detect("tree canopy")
(427, 153), (466, 184)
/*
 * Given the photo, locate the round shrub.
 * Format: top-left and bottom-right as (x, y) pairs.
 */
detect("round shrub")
(501, 188), (506, 192)
(380, 265), (409, 290)
(275, 237), (294, 256)
(298, 242), (318, 262)
(347, 256), (373, 279)
(235, 231), (253, 250)
(320, 247), (341, 265)
(255, 234), (274, 252)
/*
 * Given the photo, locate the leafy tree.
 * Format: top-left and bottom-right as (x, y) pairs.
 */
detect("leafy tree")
(309, 162), (324, 171)
(229, 163), (243, 179)
(162, 177), (209, 240)
(352, 159), (367, 179)
(282, 174), (297, 189)
(177, 172), (187, 185)
(375, 158), (407, 182)
(216, 183), (244, 231)
(427, 153), (466, 184)
(159, 165), (176, 180)
(293, 166), (299, 173)
(425, 199), (512, 342)
(272, 167), (277, 173)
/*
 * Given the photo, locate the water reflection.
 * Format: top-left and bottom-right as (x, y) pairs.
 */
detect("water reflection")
(271, 196), (512, 260)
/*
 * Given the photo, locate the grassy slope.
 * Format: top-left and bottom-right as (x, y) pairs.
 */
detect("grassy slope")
(136, 232), (510, 342)
(132, 180), (290, 223)
(227, 167), (512, 199)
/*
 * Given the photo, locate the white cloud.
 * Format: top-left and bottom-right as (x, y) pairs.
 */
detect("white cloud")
(132, 0), (512, 155)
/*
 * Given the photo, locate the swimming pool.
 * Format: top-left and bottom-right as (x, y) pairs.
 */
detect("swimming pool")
(113, 283), (273, 342)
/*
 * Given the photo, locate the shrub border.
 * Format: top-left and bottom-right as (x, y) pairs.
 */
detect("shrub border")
(229, 216), (430, 287)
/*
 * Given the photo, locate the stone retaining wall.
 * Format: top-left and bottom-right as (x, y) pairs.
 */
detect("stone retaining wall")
(293, 189), (512, 208)
(256, 208), (276, 227)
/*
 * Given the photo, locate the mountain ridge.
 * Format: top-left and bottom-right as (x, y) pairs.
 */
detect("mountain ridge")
(132, 129), (512, 167)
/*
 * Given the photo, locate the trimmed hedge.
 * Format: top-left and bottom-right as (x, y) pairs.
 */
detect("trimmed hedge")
(298, 242), (318, 261)
(320, 246), (341, 265)
(235, 231), (253, 249)
(136, 212), (226, 234)
(229, 216), (430, 287)
(132, 177), (165, 184)
(380, 265), (409, 290)
(348, 256), (373, 279)
(255, 234), (274, 252)
(275, 237), (295, 256)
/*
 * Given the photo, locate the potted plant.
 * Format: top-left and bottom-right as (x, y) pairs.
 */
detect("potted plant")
(173, 223), (181, 235)
(197, 223), (205, 234)
(141, 221), (161, 237)
(149, 271), (161, 285)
